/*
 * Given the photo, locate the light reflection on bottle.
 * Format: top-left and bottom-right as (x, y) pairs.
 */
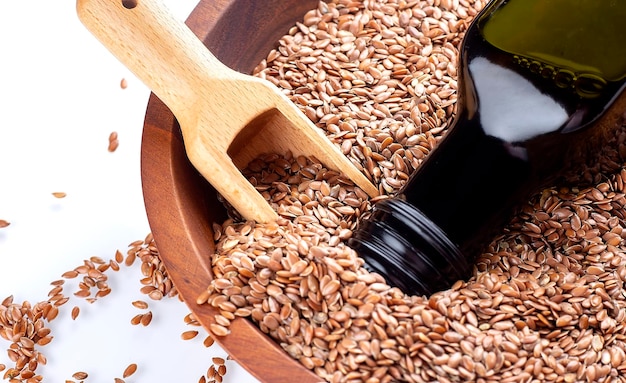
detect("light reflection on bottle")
(468, 56), (568, 143)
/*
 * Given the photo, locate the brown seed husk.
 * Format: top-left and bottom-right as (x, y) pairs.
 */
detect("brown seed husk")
(140, 311), (152, 326)
(181, 330), (199, 340)
(62, 270), (78, 279)
(122, 363), (137, 378)
(211, 357), (225, 365)
(130, 314), (143, 326)
(132, 300), (149, 309)
(108, 131), (119, 153)
(72, 371), (88, 380)
(115, 249), (124, 263)
(203, 335), (215, 348)
(208, 323), (230, 337)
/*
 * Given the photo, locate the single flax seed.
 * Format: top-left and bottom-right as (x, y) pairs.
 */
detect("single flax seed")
(130, 313), (143, 326)
(140, 311), (152, 326)
(122, 363), (137, 379)
(181, 330), (199, 340)
(72, 371), (88, 380)
(132, 300), (148, 309)
(71, 306), (80, 320)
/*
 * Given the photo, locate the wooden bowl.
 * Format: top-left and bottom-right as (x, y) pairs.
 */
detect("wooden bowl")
(140, 0), (322, 382)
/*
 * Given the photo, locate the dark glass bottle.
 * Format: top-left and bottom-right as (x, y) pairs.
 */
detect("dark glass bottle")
(349, 0), (626, 296)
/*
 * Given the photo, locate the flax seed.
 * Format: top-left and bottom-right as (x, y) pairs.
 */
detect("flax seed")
(140, 311), (152, 326)
(131, 300), (148, 309)
(122, 363), (137, 378)
(203, 335), (215, 348)
(72, 372), (88, 380)
(181, 330), (199, 340)
(211, 357), (225, 365)
(130, 314), (142, 326)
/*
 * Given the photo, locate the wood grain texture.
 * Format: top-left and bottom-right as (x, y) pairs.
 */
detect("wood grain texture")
(138, 0), (326, 382)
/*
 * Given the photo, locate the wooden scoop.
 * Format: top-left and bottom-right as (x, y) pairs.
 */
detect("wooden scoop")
(77, 0), (378, 223)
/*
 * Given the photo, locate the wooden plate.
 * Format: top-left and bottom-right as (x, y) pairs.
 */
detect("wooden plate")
(140, 0), (322, 382)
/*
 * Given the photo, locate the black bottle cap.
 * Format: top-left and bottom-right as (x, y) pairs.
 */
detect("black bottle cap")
(349, 199), (471, 296)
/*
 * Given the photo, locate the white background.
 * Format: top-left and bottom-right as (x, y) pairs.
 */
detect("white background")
(0, 0), (259, 381)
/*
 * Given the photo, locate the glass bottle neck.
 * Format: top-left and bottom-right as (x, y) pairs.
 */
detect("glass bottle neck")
(351, 198), (470, 295)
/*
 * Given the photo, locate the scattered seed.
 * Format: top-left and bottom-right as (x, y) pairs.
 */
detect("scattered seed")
(211, 357), (225, 365)
(115, 250), (124, 263)
(203, 335), (215, 348)
(181, 330), (199, 340)
(130, 313), (143, 326)
(140, 311), (152, 326)
(106, 130), (120, 153)
(62, 270), (79, 279)
(124, 252), (135, 267)
(122, 363), (137, 378)
(0, 233), (220, 383)
(132, 300), (149, 309)
(72, 371), (88, 380)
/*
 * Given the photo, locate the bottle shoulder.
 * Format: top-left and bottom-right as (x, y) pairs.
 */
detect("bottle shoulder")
(456, 0), (626, 144)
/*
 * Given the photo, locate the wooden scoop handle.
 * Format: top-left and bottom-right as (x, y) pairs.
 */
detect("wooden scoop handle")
(76, 0), (237, 127)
